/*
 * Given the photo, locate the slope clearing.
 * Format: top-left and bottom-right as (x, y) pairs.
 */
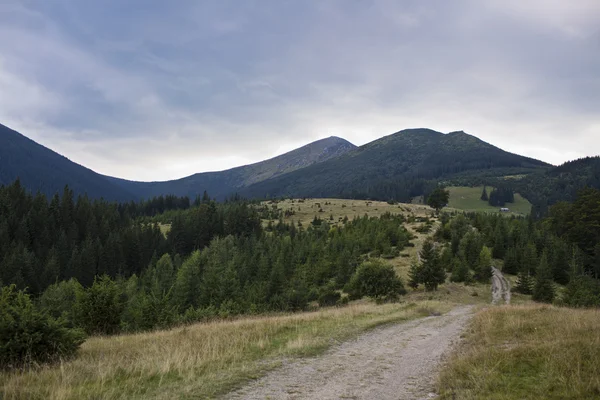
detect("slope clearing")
(447, 186), (532, 214)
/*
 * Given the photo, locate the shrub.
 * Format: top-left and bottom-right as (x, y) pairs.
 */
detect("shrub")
(318, 283), (341, 307)
(38, 278), (82, 326)
(346, 260), (406, 301)
(563, 276), (600, 307)
(450, 259), (472, 283)
(74, 275), (124, 335)
(0, 285), (85, 369)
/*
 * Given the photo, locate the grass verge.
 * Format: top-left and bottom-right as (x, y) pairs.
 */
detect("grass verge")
(1, 300), (452, 400)
(438, 304), (600, 399)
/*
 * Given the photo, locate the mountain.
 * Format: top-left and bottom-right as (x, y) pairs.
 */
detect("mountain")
(108, 136), (356, 200)
(0, 123), (136, 202)
(239, 129), (552, 201)
(2, 123), (555, 204)
(513, 156), (600, 216)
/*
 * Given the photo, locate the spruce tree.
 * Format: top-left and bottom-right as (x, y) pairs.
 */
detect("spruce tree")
(521, 242), (538, 275)
(476, 246), (493, 282)
(419, 239), (445, 291)
(515, 267), (533, 295)
(480, 186), (489, 201)
(408, 261), (422, 289)
(502, 247), (519, 275)
(532, 252), (555, 303)
(450, 258), (471, 283)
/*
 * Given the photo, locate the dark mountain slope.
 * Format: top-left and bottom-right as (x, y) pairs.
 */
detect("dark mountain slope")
(0, 123), (136, 202)
(109, 136), (356, 200)
(239, 128), (551, 201)
(513, 156), (600, 216)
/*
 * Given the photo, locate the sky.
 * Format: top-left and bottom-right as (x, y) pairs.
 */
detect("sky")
(1, 0), (599, 181)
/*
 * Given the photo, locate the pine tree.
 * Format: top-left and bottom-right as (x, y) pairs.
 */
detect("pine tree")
(476, 246), (493, 282)
(480, 186), (489, 201)
(492, 223), (507, 259)
(515, 268), (533, 295)
(419, 239), (445, 291)
(440, 247), (454, 272)
(532, 252), (555, 303)
(521, 242), (538, 275)
(408, 261), (421, 289)
(502, 247), (519, 275)
(450, 258), (472, 283)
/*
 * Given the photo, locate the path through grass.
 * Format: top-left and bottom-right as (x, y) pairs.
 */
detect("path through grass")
(1, 301), (452, 400)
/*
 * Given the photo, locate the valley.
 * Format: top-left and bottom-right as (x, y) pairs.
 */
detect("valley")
(2, 3), (599, 398)
(1, 126), (599, 399)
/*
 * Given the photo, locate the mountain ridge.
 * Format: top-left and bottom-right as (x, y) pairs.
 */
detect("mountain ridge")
(238, 128), (552, 201)
(0, 123), (137, 202)
(1, 123), (555, 203)
(108, 135), (356, 199)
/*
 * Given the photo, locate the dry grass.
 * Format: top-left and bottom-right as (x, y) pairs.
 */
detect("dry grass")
(0, 300), (452, 400)
(438, 304), (600, 399)
(158, 223), (170, 236)
(263, 198), (434, 228)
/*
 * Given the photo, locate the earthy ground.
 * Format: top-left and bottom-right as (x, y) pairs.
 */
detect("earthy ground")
(491, 266), (511, 305)
(224, 305), (473, 400)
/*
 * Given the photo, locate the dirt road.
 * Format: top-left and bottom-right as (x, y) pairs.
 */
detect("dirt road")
(224, 306), (473, 400)
(491, 266), (511, 305)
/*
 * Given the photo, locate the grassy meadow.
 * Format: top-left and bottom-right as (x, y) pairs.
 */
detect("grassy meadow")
(438, 305), (600, 399)
(264, 197), (434, 227)
(446, 186), (532, 214)
(7, 196), (594, 400)
(0, 301), (452, 400)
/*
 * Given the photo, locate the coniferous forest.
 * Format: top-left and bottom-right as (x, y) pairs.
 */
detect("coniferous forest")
(1, 179), (414, 367)
(2, 177), (600, 368)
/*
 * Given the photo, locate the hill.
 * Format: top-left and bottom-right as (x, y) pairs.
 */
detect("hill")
(513, 156), (600, 216)
(239, 129), (551, 201)
(0, 123), (136, 202)
(108, 136), (356, 200)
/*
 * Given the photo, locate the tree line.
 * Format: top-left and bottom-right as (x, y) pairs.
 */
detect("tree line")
(1, 178), (413, 367)
(0, 180), (259, 294)
(430, 187), (600, 305)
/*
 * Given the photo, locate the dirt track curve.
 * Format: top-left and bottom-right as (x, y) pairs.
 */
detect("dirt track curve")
(224, 306), (473, 400)
(491, 266), (511, 305)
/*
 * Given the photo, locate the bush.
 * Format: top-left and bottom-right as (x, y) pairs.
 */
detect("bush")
(38, 279), (82, 326)
(563, 276), (600, 307)
(318, 283), (341, 307)
(74, 276), (124, 335)
(346, 260), (406, 301)
(177, 305), (218, 325)
(0, 285), (85, 369)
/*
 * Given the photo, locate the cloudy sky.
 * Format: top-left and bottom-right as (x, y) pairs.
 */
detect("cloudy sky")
(1, 1), (599, 181)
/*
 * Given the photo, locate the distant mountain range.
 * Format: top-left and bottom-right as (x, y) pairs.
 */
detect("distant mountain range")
(239, 128), (551, 201)
(106, 136), (356, 200)
(5, 122), (596, 209)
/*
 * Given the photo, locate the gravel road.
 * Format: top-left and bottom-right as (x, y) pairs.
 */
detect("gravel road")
(224, 305), (473, 400)
(491, 266), (511, 305)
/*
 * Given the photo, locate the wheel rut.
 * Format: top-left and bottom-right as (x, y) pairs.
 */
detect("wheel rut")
(224, 305), (473, 400)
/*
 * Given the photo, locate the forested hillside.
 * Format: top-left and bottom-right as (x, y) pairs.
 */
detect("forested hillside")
(433, 187), (600, 305)
(516, 156), (600, 217)
(0, 123), (137, 202)
(240, 129), (550, 202)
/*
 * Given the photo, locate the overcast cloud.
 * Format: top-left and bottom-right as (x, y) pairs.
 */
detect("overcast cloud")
(1, 0), (599, 181)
